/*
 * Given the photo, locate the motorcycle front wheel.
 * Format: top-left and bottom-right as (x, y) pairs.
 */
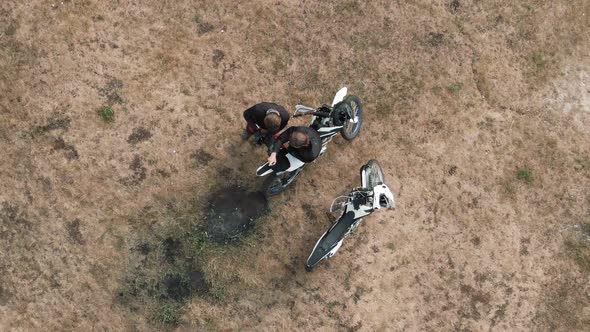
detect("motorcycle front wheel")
(365, 159), (385, 188)
(341, 95), (363, 140)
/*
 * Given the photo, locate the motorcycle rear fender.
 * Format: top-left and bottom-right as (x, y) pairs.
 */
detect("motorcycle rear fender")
(294, 105), (315, 116)
(256, 163), (273, 176)
(284, 153), (305, 172)
(308, 229), (328, 258)
(255, 153), (305, 176)
(305, 219), (346, 268)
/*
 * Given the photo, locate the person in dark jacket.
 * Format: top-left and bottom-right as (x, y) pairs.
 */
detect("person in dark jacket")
(267, 126), (321, 172)
(242, 102), (290, 146)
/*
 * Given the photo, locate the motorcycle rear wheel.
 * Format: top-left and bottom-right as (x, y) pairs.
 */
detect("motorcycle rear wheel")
(305, 264), (316, 272)
(264, 168), (302, 197)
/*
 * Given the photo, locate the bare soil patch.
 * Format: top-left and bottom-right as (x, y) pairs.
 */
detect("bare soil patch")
(206, 185), (268, 244)
(127, 127), (153, 144)
(51, 137), (79, 160)
(99, 77), (124, 106)
(64, 218), (85, 245)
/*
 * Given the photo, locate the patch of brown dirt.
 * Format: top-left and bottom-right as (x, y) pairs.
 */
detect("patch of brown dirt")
(206, 185), (268, 244)
(51, 137), (79, 160)
(65, 219), (85, 245)
(127, 127), (152, 144)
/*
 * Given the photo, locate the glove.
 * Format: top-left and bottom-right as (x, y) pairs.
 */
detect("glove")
(253, 131), (262, 145)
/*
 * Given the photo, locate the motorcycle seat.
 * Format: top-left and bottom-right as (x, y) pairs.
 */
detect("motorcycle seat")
(320, 211), (356, 251)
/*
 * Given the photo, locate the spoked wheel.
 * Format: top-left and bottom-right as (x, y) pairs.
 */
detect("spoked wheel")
(264, 168), (303, 197)
(341, 95), (363, 140)
(265, 177), (284, 197)
(365, 160), (385, 188)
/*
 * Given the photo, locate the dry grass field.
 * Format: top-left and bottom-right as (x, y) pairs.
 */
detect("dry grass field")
(1, 0), (589, 331)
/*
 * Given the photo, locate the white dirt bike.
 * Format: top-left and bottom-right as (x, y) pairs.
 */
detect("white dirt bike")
(305, 160), (395, 272)
(256, 87), (363, 196)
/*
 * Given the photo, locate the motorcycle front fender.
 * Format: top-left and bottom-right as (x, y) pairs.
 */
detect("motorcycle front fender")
(332, 87), (348, 106)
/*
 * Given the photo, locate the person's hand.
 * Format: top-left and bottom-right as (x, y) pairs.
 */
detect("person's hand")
(268, 152), (277, 166)
(253, 131), (262, 144)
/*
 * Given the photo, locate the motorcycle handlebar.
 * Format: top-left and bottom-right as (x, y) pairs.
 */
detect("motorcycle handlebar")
(293, 110), (330, 118)
(312, 111), (331, 117)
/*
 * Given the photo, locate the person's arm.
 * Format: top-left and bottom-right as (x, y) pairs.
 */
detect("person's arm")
(268, 127), (295, 165)
(271, 127), (293, 154)
(243, 105), (261, 133)
(265, 126), (284, 150)
(268, 152), (277, 165)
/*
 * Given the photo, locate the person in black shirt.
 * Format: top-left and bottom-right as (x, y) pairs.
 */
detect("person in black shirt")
(268, 126), (321, 172)
(242, 102), (290, 146)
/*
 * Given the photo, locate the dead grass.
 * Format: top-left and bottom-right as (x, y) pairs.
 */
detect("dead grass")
(533, 273), (590, 331)
(1, 0), (590, 330)
(564, 225), (590, 273)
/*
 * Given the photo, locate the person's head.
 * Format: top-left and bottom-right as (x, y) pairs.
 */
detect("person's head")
(290, 131), (310, 148)
(264, 109), (281, 132)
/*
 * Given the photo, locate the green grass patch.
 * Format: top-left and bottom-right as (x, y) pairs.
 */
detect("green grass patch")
(97, 106), (115, 122)
(516, 167), (534, 184)
(446, 83), (463, 95)
(153, 303), (181, 325)
(117, 221), (212, 326)
(532, 52), (547, 70)
(209, 284), (227, 302)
